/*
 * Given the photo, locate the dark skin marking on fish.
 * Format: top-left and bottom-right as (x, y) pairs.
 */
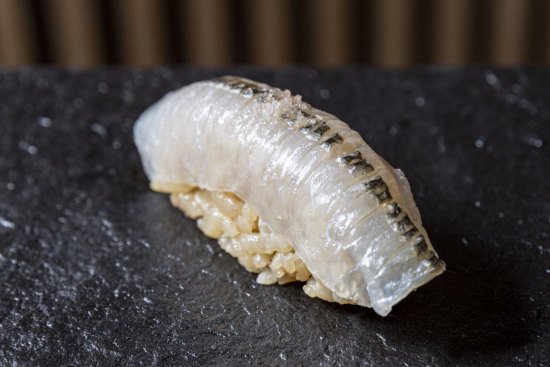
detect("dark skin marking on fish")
(398, 215), (413, 228)
(300, 110), (316, 120)
(256, 91), (282, 103)
(427, 254), (441, 268)
(213, 77), (269, 96)
(338, 151), (377, 177)
(281, 109), (296, 120)
(374, 187), (392, 203)
(320, 133), (343, 150)
(307, 125), (330, 141)
(229, 82), (245, 90)
(364, 176), (384, 191)
(300, 110), (325, 128)
(413, 236), (428, 254)
(404, 227), (419, 240)
(241, 87), (254, 96)
(387, 203), (402, 218)
(300, 120), (324, 133)
(396, 215), (414, 234)
(313, 124), (330, 137)
(387, 204), (422, 242)
(349, 160), (375, 177)
(339, 151), (362, 165)
(225, 81), (246, 91)
(241, 86), (268, 96)
(256, 94), (270, 103)
(364, 177), (393, 203)
(300, 120), (329, 141)
(212, 77), (281, 102)
(281, 108), (301, 126)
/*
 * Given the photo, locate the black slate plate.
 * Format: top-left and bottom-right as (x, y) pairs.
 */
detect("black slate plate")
(0, 68), (549, 366)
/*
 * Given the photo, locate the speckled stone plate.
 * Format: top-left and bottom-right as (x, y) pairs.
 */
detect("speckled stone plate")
(0, 68), (548, 366)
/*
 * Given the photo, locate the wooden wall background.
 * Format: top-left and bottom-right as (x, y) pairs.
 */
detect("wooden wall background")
(0, 0), (549, 66)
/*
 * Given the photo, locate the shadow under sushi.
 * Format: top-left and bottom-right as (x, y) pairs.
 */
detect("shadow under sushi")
(361, 233), (535, 360)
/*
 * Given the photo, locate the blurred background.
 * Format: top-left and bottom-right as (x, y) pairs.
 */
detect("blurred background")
(0, 0), (549, 67)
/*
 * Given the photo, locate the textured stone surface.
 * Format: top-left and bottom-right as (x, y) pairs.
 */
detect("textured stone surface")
(0, 68), (549, 366)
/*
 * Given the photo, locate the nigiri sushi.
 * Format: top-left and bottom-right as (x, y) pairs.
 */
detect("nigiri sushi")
(134, 76), (445, 316)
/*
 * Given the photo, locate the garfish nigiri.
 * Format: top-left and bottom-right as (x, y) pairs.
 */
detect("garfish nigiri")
(134, 76), (445, 316)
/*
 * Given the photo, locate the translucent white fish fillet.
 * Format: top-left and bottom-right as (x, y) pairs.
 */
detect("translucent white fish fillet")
(134, 76), (445, 316)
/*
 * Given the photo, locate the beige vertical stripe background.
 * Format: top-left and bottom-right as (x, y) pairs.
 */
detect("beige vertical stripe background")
(247, 0), (292, 65)
(372, 0), (414, 67)
(0, 0), (548, 66)
(0, 0), (35, 65)
(309, 0), (352, 65)
(115, 0), (167, 65)
(433, 0), (473, 64)
(182, 0), (231, 65)
(46, 0), (104, 66)
(489, 0), (530, 65)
